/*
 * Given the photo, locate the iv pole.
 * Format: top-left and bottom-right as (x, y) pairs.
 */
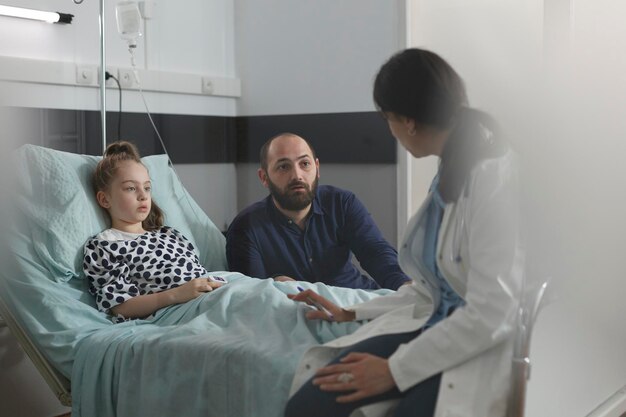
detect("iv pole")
(99, 0), (106, 153)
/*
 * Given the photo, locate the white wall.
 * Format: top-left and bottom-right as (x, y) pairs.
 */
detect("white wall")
(407, 0), (543, 217)
(174, 163), (238, 232)
(0, 0), (237, 115)
(233, 0), (406, 245)
(408, 1), (626, 416)
(234, 0), (404, 116)
(526, 1), (626, 415)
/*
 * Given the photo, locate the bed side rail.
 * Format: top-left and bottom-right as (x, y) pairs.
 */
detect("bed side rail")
(0, 296), (72, 407)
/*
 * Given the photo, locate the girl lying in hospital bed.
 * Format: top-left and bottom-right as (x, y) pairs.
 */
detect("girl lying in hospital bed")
(7, 140), (389, 417)
(83, 141), (227, 323)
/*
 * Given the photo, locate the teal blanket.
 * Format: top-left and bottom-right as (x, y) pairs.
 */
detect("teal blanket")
(73, 275), (381, 417)
(1, 145), (389, 417)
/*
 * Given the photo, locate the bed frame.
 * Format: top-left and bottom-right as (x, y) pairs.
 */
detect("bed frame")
(0, 297), (72, 406)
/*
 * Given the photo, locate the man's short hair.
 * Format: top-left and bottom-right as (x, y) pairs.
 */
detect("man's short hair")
(259, 133), (317, 171)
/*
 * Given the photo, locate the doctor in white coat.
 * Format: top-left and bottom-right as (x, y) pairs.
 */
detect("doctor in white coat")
(285, 48), (523, 417)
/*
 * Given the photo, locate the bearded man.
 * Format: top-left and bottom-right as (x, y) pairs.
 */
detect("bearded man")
(225, 133), (410, 290)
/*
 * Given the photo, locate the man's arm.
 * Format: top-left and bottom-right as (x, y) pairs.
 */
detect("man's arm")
(342, 193), (412, 290)
(225, 221), (268, 278)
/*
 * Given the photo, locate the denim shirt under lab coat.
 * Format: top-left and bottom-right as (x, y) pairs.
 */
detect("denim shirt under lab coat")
(422, 173), (465, 328)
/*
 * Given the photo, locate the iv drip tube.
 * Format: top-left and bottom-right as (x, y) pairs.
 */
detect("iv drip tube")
(99, 0), (106, 152)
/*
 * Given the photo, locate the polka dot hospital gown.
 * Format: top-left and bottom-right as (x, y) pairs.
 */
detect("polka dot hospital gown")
(83, 226), (226, 322)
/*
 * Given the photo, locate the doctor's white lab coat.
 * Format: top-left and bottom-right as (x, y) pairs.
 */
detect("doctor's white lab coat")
(289, 151), (524, 417)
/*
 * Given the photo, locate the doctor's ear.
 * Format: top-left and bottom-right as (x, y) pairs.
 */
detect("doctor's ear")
(404, 118), (417, 137)
(96, 191), (111, 209)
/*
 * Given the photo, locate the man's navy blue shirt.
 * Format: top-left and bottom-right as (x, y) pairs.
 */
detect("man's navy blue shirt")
(226, 185), (411, 290)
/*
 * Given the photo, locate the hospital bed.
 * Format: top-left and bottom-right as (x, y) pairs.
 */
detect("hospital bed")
(0, 144), (548, 417)
(0, 144), (393, 417)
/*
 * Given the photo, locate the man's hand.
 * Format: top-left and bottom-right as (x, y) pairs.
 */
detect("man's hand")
(273, 275), (296, 282)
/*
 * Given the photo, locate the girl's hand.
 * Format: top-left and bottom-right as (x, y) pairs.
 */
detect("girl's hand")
(174, 277), (223, 304)
(287, 288), (356, 322)
(312, 353), (396, 403)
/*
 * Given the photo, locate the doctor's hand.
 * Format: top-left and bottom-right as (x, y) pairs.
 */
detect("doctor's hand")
(313, 353), (396, 403)
(287, 288), (356, 322)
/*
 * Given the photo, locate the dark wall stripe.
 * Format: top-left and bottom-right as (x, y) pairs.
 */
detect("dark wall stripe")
(10, 108), (396, 164)
(236, 112), (397, 164)
(84, 111), (237, 163)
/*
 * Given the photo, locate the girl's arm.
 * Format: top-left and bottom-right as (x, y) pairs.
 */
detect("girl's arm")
(84, 232), (225, 320)
(110, 277), (223, 319)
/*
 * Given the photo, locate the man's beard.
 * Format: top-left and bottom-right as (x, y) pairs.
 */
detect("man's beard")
(268, 176), (318, 211)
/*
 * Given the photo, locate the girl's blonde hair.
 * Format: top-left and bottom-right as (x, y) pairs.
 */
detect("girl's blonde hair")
(93, 141), (164, 231)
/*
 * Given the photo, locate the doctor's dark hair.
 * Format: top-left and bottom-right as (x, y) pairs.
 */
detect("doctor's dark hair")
(374, 48), (506, 202)
(373, 48), (468, 129)
(93, 140), (164, 231)
(259, 132), (317, 171)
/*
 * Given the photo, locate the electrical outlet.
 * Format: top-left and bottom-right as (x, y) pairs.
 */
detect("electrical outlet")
(76, 65), (95, 85)
(99, 67), (119, 87)
(201, 77), (214, 94)
(118, 69), (135, 88)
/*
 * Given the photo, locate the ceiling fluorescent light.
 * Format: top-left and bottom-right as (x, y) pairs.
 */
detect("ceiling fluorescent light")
(0, 5), (73, 24)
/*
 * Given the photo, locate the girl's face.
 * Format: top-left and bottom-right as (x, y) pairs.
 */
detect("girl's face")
(97, 160), (152, 233)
